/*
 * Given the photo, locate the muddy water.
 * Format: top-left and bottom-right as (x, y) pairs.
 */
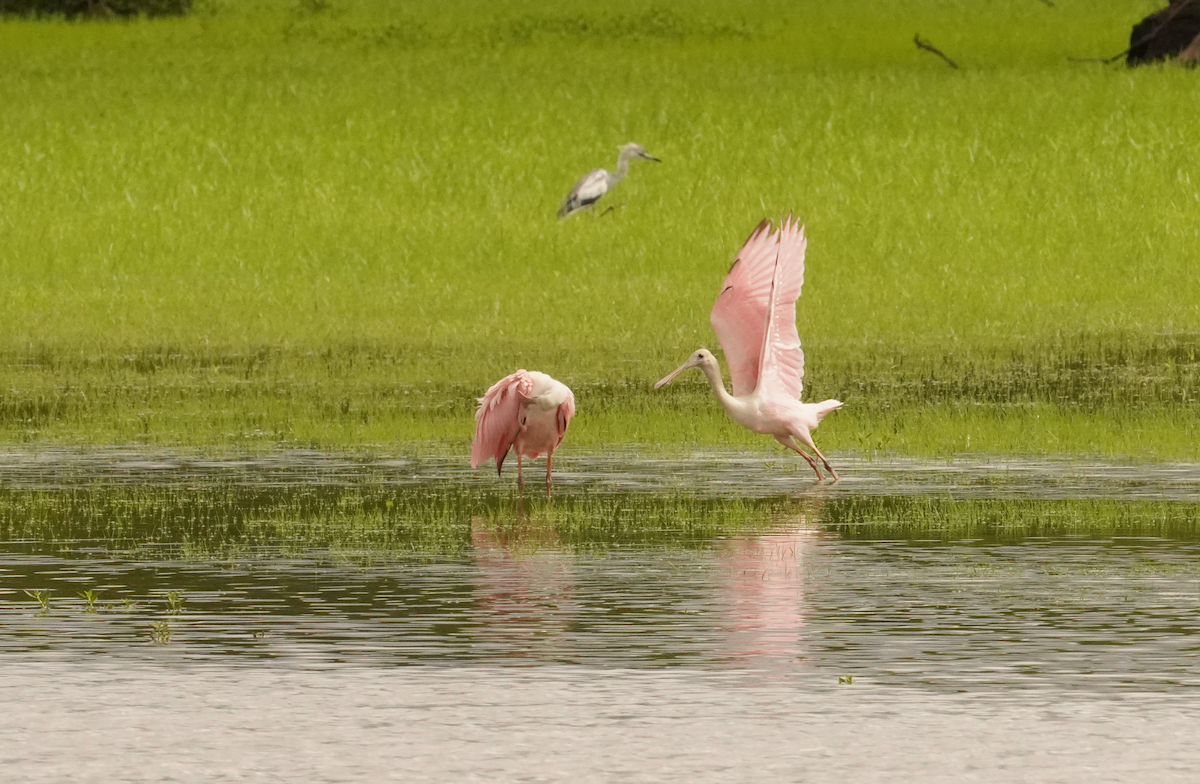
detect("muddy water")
(2, 450), (1199, 782)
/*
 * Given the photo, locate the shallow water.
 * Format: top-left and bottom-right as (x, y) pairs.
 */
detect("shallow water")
(6, 664), (1199, 784)
(2, 450), (1200, 782)
(3, 446), (1200, 500)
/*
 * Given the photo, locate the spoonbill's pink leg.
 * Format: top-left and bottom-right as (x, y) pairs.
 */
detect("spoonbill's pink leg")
(775, 435), (823, 481)
(797, 430), (838, 481)
(517, 452), (524, 494)
(545, 453), (553, 497)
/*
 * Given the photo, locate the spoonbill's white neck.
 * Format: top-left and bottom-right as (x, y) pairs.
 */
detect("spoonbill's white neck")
(699, 358), (739, 414)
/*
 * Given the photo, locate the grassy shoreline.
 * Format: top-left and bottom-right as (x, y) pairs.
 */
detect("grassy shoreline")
(6, 480), (1200, 561)
(3, 337), (1197, 459)
(2, 0), (1196, 459)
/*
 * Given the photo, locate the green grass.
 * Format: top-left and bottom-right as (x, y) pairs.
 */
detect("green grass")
(0, 481), (804, 559)
(1, 0), (1197, 458)
(5, 481), (1200, 563)
(824, 495), (1200, 542)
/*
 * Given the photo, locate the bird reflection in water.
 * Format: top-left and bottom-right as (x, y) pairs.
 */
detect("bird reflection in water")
(469, 516), (577, 661)
(467, 506), (823, 667)
(717, 512), (823, 669)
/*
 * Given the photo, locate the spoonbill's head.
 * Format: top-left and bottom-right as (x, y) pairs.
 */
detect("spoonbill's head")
(622, 142), (661, 162)
(654, 349), (716, 389)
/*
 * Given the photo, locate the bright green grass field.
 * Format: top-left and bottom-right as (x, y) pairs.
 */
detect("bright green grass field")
(1, 0), (1197, 458)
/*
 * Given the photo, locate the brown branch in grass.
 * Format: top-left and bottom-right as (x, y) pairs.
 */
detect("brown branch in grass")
(913, 34), (959, 69)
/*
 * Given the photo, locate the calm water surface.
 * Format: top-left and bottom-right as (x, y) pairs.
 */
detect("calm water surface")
(2, 450), (1199, 782)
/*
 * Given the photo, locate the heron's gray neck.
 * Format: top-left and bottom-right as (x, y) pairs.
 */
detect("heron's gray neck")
(611, 148), (635, 183)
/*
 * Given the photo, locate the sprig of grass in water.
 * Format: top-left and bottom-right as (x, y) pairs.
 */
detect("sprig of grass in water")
(23, 588), (51, 615)
(77, 589), (99, 613)
(149, 621), (172, 646)
(166, 590), (187, 614)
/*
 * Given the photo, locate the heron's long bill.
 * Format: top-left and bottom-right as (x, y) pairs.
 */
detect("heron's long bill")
(653, 357), (699, 389)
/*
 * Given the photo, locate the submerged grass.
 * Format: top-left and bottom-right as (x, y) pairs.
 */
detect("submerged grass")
(4, 480), (1200, 564)
(1, 0), (1196, 457)
(0, 481), (800, 559)
(824, 496), (1200, 542)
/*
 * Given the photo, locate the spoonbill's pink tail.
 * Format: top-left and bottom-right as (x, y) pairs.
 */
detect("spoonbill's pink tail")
(815, 399), (843, 422)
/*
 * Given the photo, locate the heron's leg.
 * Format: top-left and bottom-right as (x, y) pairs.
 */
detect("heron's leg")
(545, 452), (553, 498)
(797, 431), (839, 482)
(775, 435), (823, 481)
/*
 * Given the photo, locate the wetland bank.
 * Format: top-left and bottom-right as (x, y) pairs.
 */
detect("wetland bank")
(1, 0), (1198, 456)
(2, 0), (1200, 781)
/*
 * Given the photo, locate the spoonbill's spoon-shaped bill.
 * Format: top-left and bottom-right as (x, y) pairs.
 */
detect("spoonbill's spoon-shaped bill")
(558, 142), (661, 219)
(471, 369), (576, 496)
(655, 216), (843, 481)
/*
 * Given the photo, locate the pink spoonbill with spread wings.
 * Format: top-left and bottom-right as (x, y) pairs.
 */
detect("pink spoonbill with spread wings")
(655, 217), (843, 481)
(471, 370), (576, 495)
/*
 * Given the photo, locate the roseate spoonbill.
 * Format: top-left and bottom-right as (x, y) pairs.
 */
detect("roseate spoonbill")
(558, 142), (661, 219)
(655, 217), (843, 481)
(471, 370), (576, 495)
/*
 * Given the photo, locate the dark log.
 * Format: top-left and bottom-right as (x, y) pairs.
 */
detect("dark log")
(1127, 0), (1200, 66)
(0, 0), (189, 17)
(1181, 31), (1200, 65)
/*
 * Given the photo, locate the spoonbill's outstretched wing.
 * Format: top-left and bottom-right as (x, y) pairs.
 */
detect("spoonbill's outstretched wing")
(471, 370), (534, 473)
(756, 217), (807, 399)
(709, 217), (807, 398)
(558, 169), (609, 218)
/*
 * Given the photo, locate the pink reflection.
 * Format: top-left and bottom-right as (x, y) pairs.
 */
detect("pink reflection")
(469, 517), (576, 660)
(718, 519), (820, 667)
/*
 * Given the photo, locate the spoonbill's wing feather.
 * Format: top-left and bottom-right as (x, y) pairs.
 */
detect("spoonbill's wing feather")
(558, 169), (609, 217)
(471, 370), (534, 474)
(555, 388), (576, 447)
(756, 217), (807, 399)
(709, 219), (782, 396)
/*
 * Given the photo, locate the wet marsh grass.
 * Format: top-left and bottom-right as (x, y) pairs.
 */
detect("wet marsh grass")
(825, 496), (1200, 542)
(1, 0), (1197, 458)
(0, 481), (801, 560)
(4, 481), (1200, 564)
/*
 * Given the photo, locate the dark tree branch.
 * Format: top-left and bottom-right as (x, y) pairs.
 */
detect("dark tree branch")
(913, 34), (959, 69)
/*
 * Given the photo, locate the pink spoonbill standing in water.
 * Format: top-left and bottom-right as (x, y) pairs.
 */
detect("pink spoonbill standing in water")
(655, 216), (843, 481)
(471, 370), (576, 495)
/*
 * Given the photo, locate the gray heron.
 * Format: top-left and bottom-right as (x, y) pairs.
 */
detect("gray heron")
(557, 142), (661, 219)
